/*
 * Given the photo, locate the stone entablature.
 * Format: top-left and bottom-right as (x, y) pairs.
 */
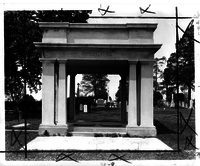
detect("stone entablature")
(36, 43), (161, 61)
(39, 22), (157, 44)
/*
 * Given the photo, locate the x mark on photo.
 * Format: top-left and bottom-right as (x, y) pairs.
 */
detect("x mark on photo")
(140, 4), (156, 14)
(98, 4), (115, 16)
(10, 129), (25, 150)
(56, 152), (78, 162)
(109, 154), (131, 164)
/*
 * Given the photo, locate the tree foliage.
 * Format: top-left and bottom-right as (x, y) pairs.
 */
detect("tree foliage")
(80, 74), (110, 100)
(161, 20), (194, 104)
(35, 10), (92, 22)
(4, 10), (92, 102)
(5, 11), (42, 102)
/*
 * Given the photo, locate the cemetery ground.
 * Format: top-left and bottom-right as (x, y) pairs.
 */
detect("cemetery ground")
(5, 106), (197, 161)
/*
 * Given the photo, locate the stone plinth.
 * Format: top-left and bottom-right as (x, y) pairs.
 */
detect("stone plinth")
(126, 127), (157, 137)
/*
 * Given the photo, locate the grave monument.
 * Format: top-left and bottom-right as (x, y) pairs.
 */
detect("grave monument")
(34, 21), (162, 136)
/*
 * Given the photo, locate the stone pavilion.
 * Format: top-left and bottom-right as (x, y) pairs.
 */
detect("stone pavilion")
(34, 21), (162, 136)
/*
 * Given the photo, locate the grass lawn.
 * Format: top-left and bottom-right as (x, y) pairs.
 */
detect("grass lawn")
(4, 106), (198, 161)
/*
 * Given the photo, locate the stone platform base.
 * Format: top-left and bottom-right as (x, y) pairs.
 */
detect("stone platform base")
(38, 124), (68, 136)
(23, 136), (172, 151)
(126, 126), (157, 137)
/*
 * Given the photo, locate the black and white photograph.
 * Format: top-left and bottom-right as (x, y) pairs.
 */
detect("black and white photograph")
(0, 0), (200, 165)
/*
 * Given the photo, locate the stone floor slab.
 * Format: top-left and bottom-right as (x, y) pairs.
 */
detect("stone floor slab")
(24, 136), (172, 151)
(25, 137), (65, 150)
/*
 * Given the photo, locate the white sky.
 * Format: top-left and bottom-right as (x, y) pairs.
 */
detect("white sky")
(2, 1), (200, 100)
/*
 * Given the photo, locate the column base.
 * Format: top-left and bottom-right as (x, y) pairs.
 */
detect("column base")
(126, 126), (157, 137)
(39, 124), (68, 136)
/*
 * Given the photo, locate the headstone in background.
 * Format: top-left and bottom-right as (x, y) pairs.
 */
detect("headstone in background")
(80, 104), (83, 111)
(84, 105), (87, 113)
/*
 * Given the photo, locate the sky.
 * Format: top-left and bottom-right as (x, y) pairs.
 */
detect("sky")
(1, 1), (200, 100)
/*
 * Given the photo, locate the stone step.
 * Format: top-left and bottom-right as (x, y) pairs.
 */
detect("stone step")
(69, 131), (127, 137)
(72, 126), (126, 133)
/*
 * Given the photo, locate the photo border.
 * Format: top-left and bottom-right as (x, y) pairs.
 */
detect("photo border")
(1, 1), (200, 165)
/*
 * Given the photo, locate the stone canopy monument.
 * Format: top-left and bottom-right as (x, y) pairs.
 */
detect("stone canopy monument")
(34, 21), (162, 137)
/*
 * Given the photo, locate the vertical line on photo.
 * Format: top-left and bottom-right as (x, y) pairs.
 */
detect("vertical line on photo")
(175, 7), (180, 152)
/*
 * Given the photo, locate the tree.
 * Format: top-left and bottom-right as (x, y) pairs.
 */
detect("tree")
(161, 20), (194, 106)
(5, 10), (92, 103)
(177, 20), (194, 106)
(161, 66), (175, 103)
(5, 11), (42, 102)
(80, 74), (110, 100)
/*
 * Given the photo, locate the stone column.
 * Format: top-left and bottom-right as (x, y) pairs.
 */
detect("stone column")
(120, 74), (127, 123)
(57, 61), (68, 128)
(69, 73), (76, 121)
(126, 62), (137, 130)
(140, 61), (156, 136)
(41, 61), (55, 125)
(39, 60), (55, 135)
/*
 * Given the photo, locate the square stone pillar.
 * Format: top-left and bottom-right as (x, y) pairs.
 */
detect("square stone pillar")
(126, 62), (137, 129)
(40, 61), (55, 125)
(39, 60), (55, 135)
(126, 61), (156, 137)
(140, 61), (156, 136)
(57, 61), (68, 127)
(39, 60), (68, 136)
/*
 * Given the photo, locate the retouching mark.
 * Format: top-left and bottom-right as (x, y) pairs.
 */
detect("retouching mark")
(55, 152), (78, 162)
(10, 129), (25, 150)
(98, 4), (115, 16)
(184, 136), (198, 150)
(109, 154), (131, 164)
(180, 108), (197, 135)
(139, 4), (156, 14)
